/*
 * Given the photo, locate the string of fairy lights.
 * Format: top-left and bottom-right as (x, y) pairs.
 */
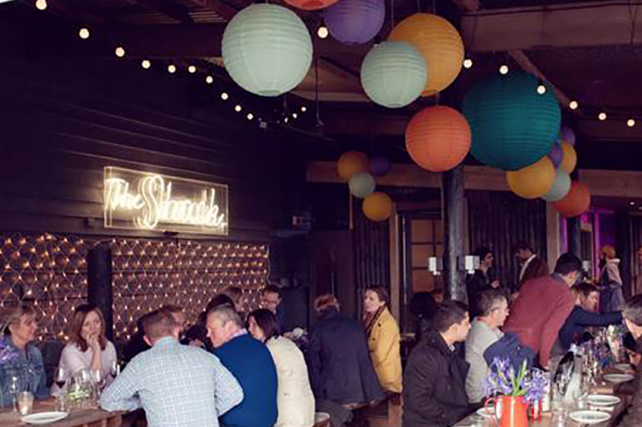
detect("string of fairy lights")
(28, 0), (311, 129)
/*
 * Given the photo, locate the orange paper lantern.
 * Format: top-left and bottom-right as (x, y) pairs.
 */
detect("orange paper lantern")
(284, 0), (339, 10)
(363, 192), (393, 221)
(559, 141), (577, 174)
(388, 13), (464, 96)
(337, 151), (369, 181)
(553, 181), (591, 217)
(506, 157), (556, 199)
(406, 106), (471, 172)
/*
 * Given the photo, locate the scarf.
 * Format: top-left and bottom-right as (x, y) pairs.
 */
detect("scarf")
(364, 306), (386, 338)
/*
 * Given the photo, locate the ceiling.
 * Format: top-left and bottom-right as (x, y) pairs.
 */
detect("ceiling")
(3, 0), (642, 171)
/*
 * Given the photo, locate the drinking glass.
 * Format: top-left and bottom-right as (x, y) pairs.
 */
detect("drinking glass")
(110, 360), (120, 378)
(8, 375), (20, 413)
(55, 392), (69, 413)
(54, 367), (67, 391)
(17, 391), (33, 416)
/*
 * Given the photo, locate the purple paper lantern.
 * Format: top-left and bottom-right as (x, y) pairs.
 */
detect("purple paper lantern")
(324, 0), (385, 45)
(548, 143), (564, 168)
(559, 125), (576, 145)
(369, 156), (391, 177)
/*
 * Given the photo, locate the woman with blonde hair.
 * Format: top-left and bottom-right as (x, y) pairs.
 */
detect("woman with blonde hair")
(363, 285), (402, 427)
(0, 304), (49, 407)
(55, 304), (117, 391)
(598, 245), (625, 313)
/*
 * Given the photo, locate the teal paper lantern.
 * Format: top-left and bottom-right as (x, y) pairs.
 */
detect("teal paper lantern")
(222, 4), (313, 97)
(349, 172), (376, 199)
(360, 41), (427, 108)
(542, 170), (571, 202)
(464, 72), (561, 171)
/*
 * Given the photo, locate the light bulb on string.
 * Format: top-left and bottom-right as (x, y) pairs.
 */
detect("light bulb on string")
(78, 28), (90, 40)
(167, 64), (177, 74)
(463, 58), (473, 69)
(301, 106), (307, 112)
(598, 112), (607, 121)
(221, 92), (229, 101)
(317, 26), (328, 39)
(628, 118), (636, 128)
(205, 75), (214, 84)
(499, 64), (509, 75)
(537, 83), (546, 95)
(569, 100), (579, 110)
(188, 65), (197, 74)
(115, 47), (126, 58)
(35, 0), (47, 11)
(141, 60), (151, 69)
(247, 113), (254, 121)
(234, 104), (242, 112)
(292, 113), (298, 119)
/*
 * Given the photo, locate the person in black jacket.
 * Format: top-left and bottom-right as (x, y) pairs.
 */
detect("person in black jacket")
(556, 282), (622, 354)
(466, 247), (501, 318)
(403, 300), (473, 427)
(307, 294), (384, 427)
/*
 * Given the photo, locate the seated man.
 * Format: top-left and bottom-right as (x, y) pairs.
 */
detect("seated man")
(403, 301), (472, 427)
(617, 295), (642, 427)
(556, 283), (622, 354)
(465, 290), (509, 404)
(101, 309), (243, 427)
(207, 304), (278, 427)
(504, 253), (581, 368)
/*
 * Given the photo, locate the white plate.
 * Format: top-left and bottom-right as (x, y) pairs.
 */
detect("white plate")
(603, 373), (635, 383)
(21, 412), (69, 425)
(587, 394), (621, 407)
(569, 410), (611, 425)
(476, 407), (501, 419)
(615, 363), (632, 372)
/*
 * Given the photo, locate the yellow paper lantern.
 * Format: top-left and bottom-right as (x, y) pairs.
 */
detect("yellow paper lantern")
(506, 157), (556, 199)
(388, 13), (464, 96)
(337, 151), (369, 181)
(363, 192), (393, 221)
(559, 141), (577, 174)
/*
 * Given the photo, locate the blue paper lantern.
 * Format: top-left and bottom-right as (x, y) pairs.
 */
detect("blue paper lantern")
(361, 41), (427, 108)
(324, 0), (385, 45)
(464, 72), (561, 171)
(349, 172), (376, 199)
(542, 170), (572, 202)
(222, 4), (313, 97)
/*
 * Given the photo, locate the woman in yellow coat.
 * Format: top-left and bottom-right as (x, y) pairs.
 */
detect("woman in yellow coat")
(364, 285), (403, 427)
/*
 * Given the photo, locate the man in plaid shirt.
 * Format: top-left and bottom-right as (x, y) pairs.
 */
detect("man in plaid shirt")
(101, 308), (243, 427)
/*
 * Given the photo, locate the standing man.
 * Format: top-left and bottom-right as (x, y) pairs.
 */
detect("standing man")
(101, 309), (243, 427)
(262, 284), (285, 330)
(403, 301), (473, 427)
(514, 241), (549, 292)
(504, 253), (581, 368)
(207, 304), (278, 427)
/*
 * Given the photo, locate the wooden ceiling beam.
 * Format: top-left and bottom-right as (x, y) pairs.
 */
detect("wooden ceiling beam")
(181, 0), (238, 20)
(461, 0), (642, 52)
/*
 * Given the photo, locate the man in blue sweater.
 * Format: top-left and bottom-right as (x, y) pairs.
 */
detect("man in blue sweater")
(207, 304), (278, 427)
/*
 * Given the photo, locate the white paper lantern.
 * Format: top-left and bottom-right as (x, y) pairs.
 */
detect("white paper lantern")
(542, 170), (572, 202)
(222, 4), (313, 97)
(360, 41), (427, 108)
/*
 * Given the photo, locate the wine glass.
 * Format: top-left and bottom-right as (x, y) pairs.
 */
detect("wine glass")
(109, 359), (120, 378)
(92, 369), (106, 392)
(8, 375), (21, 413)
(54, 367), (67, 391)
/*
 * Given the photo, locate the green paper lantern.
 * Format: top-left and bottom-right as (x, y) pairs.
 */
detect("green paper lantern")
(464, 71), (561, 171)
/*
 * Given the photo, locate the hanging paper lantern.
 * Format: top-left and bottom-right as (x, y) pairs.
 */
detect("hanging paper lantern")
(388, 13), (464, 96)
(406, 106), (471, 172)
(361, 41), (427, 108)
(284, 0), (339, 10)
(337, 151), (369, 181)
(464, 71), (561, 171)
(559, 125), (576, 145)
(547, 143), (564, 168)
(554, 181), (591, 217)
(369, 156), (391, 177)
(559, 141), (577, 174)
(542, 170), (571, 202)
(324, 0), (385, 45)
(506, 157), (556, 199)
(222, 4), (312, 97)
(363, 192), (393, 221)
(349, 172), (376, 199)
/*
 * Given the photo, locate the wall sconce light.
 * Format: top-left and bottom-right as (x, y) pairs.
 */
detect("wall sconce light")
(459, 255), (480, 274)
(428, 257), (443, 276)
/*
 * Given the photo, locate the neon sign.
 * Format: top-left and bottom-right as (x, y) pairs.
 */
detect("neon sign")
(103, 167), (228, 235)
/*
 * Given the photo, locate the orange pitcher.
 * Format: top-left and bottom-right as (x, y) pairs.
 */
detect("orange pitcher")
(485, 396), (528, 427)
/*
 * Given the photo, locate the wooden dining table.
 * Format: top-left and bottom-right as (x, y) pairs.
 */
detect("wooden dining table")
(0, 399), (123, 427)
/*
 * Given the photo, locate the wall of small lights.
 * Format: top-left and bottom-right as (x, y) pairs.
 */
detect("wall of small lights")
(0, 233), (269, 342)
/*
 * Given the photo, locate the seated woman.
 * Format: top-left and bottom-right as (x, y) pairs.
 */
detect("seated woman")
(247, 309), (315, 427)
(363, 286), (402, 427)
(556, 283), (622, 355)
(55, 304), (117, 391)
(0, 304), (49, 407)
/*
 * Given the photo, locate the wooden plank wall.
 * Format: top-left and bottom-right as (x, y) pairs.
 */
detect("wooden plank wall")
(0, 57), (305, 241)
